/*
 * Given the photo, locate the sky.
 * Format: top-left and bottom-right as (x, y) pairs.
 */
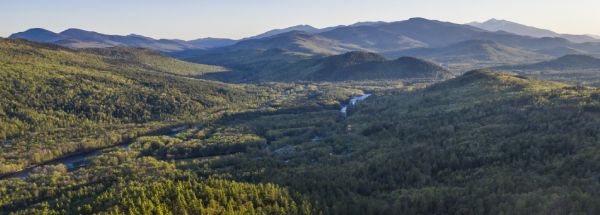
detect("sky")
(1, 0), (599, 40)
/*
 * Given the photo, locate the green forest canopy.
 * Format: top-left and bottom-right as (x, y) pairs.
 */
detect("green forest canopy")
(3, 36), (600, 214)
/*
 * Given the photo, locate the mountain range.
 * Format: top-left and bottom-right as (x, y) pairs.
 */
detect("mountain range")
(184, 48), (452, 82)
(186, 37), (239, 48)
(204, 18), (600, 58)
(381, 39), (553, 65)
(488, 54), (600, 87)
(532, 46), (590, 57)
(152, 21), (389, 49)
(9, 18), (600, 70)
(9, 28), (206, 52)
(211, 31), (367, 54)
(491, 54), (600, 71)
(467, 19), (600, 43)
(282, 51), (452, 82)
(182, 48), (315, 71)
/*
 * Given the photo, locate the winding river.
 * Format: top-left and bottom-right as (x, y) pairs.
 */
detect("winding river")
(1, 131), (182, 180)
(2, 95), (372, 180)
(341, 94), (371, 113)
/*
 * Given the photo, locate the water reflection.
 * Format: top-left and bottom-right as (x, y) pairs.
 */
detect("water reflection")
(341, 94), (371, 113)
(2, 131), (182, 180)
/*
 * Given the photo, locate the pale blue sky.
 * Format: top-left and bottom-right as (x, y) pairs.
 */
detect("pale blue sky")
(1, 0), (599, 40)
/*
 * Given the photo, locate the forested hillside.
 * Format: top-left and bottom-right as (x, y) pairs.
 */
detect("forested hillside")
(0, 78), (362, 215)
(533, 47), (590, 57)
(182, 48), (316, 82)
(182, 48), (314, 69)
(184, 49), (453, 83)
(6, 69), (600, 214)
(381, 40), (553, 71)
(128, 69), (599, 214)
(493, 54), (600, 71)
(318, 25), (428, 52)
(282, 52), (453, 82)
(0, 38), (277, 175)
(80, 46), (230, 77)
(4, 60), (600, 214)
(491, 54), (600, 86)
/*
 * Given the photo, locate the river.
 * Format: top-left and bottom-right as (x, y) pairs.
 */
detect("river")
(341, 94), (371, 113)
(2, 131), (182, 180)
(2, 95), (371, 180)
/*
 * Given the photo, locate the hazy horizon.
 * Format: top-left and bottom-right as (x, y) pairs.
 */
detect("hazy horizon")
(2, 0), (599, 40)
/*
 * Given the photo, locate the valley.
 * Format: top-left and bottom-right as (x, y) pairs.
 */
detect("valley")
(3, 15), (600, 215)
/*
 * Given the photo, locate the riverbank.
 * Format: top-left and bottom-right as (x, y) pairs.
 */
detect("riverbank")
(341, 94), (371, 113)
(0, 126), (190, 180)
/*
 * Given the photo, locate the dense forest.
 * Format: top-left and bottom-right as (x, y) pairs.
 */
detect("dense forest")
(0, 38), (283, 175)
(3, 37), (600, 215)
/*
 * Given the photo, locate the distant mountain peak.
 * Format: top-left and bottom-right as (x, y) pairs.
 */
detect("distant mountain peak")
(265, 30), (316, 39)
(21, 28), (51, 32)
(186, 37), (238, 49)
(407, 17), (427, 21)
(127, 34), (155, 40)
(481, 19), (515, 26)
(8, 28), (70, 43)
(8, 27), (206, 52)
(467, 19), (600, 43)
(60, 28), (96, 34)
(244, 25), (320, 40)
(486, 19), (509, 25)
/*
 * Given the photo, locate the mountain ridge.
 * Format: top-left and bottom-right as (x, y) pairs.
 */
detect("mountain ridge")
(212, 18), (591, 56)
(491, 54), (600, 71)
(212, 30), (367, 54)
(381, 39), (553, 64)
(9, 28), (70, 43)
(468, 19), (600, 43)
(10, 28), (207, 52)
(11, 18), (600, 61)
(318, 25), (428, 52)
(533, 46), (589, 57)
(252, 50), (453, 82)
(182, 48), (452, 82)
